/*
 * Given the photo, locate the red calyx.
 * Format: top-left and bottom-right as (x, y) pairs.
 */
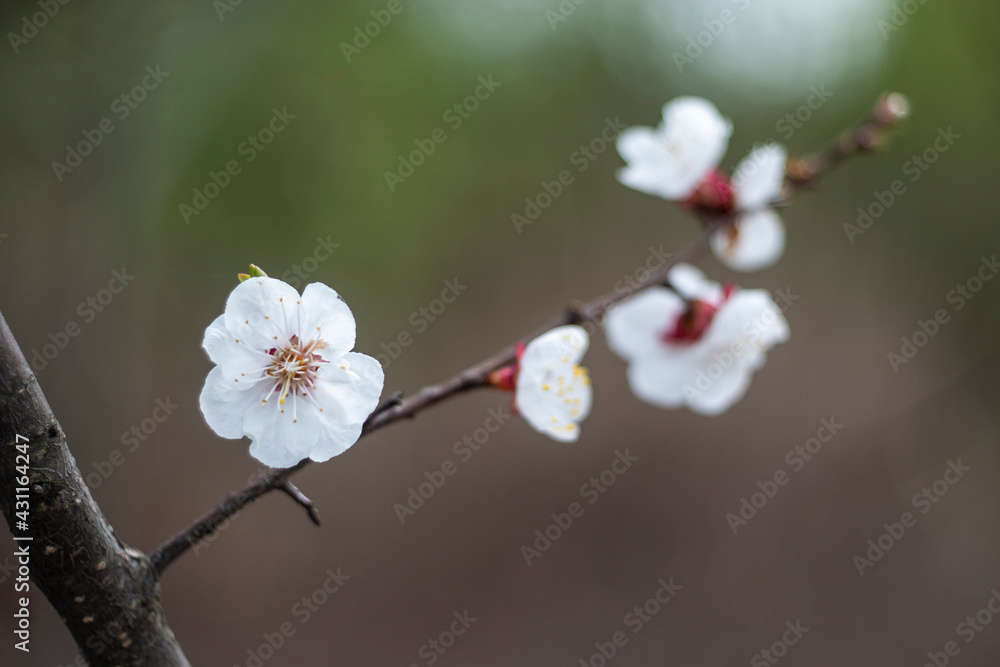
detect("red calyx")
(488, 341), (527, 392)
(663, 284), (737, 344)
(681, 169), (736, 216)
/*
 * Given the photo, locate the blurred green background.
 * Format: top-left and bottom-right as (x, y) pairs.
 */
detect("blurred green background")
(3, 0), (1000, 665)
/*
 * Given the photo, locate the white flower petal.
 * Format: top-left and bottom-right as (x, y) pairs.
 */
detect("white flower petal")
(515, 326), (592, 442)
(667, 263), (724, 302)
(684, 359), (755, 416)
(314, 352), (385, 425)
(300, 283), (357, 358)
(708, 289), (791, 358)
(519, 325), (588, 369)
(616, 97), (732, 200)
(711, 209), (786, 272)
(625, 356), (689, 409)
(202, 315), (273, 390)
(199, 366), (266, 439)
(309, 420), (364, 463)
(604, 288), (686, 361)
(733, 143), (787, 211)
(616, 128), (698, 200)
(661, 97), (732, 183)
(605, 280), (789, 416)
(244, 396), (322, 468)
(224, 277), (302, 350)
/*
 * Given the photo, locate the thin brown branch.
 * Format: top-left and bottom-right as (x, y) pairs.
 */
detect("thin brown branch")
(279, 481), (321, 526)
(148, 92), (909, 577)
(786, 91), (910, 188)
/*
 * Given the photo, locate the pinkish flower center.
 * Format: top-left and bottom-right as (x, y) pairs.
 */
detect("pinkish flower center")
(264, 334), (327, 405)
(681, 169), (736, 215)
(662, 284), (736, 344)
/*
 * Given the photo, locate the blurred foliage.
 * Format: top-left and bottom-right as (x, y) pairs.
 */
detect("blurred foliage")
(3, 1), (1000, 664)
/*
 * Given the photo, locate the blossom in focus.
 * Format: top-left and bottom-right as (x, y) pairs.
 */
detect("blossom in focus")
(491, 326), (593, 442)
(199, 276), (384, 468)
(616, 97), (788, 272)
(603, 264), (789, 415)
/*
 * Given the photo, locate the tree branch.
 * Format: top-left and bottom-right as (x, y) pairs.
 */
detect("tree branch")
(786, 91), (910, 188)
(278, 481), (321, 526)
(0, 312), (190, 666)
(149, 91), (910, 577)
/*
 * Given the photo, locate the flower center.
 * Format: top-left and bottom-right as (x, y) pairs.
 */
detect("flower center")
(681, 169), (736, 215)
(662, 284), (736, 344)
(264, 334), (327, 405)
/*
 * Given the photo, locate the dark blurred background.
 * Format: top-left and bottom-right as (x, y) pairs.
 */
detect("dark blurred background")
(2, 0), (1000, 665)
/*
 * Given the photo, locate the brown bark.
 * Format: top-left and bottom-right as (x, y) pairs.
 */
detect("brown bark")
(0, 311), (189, 666)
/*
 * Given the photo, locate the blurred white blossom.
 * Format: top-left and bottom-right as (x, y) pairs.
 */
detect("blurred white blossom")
(603, 264), (788, 415)
(617, 97), (787, 271)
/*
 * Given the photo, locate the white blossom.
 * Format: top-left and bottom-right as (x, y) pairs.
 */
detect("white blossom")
(603, 264), (788, 415)
(513, 326), (593, 442)
(617, 97), (788, 272)
(617, 96), (733, 201)
(199, 276), (384, 468)
(712, 144), (788, 271)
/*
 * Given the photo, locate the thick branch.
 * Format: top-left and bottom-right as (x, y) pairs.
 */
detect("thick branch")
(149, 91), (909, 576)
(0, 312), (190, 666)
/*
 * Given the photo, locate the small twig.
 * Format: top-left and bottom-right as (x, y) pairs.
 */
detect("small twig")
(365, 390), (405, 427)
(147, 92), (909, 577)
(278, 481), (321, 526)
(786, 91), (910, 188)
